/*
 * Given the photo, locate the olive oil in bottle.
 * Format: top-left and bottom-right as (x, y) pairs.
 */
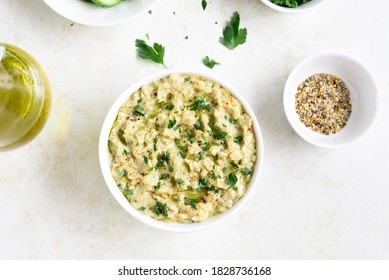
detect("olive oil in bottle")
(0, 44), (51, 151)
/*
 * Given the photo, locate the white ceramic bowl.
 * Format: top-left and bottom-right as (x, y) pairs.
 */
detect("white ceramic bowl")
(260, 0), (327, 13)
(43, 0), (160, 27)
(283, 53), (379, 149)
(99, 70), (264, 232)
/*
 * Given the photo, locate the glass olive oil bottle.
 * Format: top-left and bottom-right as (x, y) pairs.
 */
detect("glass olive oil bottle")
(0, 44), (51, 151)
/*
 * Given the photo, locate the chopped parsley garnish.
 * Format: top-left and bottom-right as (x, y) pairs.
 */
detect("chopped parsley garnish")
(153, 137), (158, 152)
(225, 172), (238, 187)
(210, 125), (227, 140)
(185, 198), (198, 210)
(119, 168), (127, 178)
(203, 56), (220, 69)
(229, 117), (238, 124)
(135, 39), (167, 67)
(155, 201), (168, 217)
(125, 189), (134, 196)
(201, 133), (207, 141)
(178, 179), (184, 185)
(138, 207), (146, 211)
(173, 124), (181, 131)
(168, 118), (177, 129)
(178, 151), (185, 158)
(134, 106), (146, 116)
(189, 98), (210, 111)
(160, 173), (169, 180)
(108, 140), (114, 153)
(184, 77), (190, 82)
(198, 150), (204, 159)
(185, 129), (196, 143)
(201, 0), (207, 10)
(231, 162), (239, 169)
(194, 120), (201, 130)
(234, 136), (243, 144)
(219, 12), (247, 50)
(156, 151), (170, 168)
(197, 178), (215, 192)
(270, 0), (311, 8)
(165, 104), (174, 111)
(144, 156), (149, 164)
(222, 167), (227, 173)
(137, 99), (142, 104)
(155, 182), (161, 190)
(242, 167), (251, 175)
(124, 149), (130, 156)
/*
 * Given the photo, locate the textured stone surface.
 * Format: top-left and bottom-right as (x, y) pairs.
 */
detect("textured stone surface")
(0, 0), (388, 259)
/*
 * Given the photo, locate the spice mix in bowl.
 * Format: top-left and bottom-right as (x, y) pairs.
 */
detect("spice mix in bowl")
(283, 53), (379, 149)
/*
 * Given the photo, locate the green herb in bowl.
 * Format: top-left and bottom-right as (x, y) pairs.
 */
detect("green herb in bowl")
(87, 0), (124, 8)
(269, 0), (311, 8)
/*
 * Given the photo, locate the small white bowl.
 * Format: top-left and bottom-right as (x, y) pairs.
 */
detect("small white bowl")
(283, 53), (379, 149)
(260, 0), (327, 13)
(43, 0), (160, 27)
(99, 70), (264, 232)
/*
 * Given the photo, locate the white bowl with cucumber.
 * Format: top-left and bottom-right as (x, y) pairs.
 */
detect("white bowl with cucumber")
(43, 0), (160, 27)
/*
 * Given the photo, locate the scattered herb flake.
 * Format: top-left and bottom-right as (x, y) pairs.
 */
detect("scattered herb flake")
(178, 179), (184, 185)
(124, 149), (130, 156)
(138, 207), (146, 211)
(202, 0), (207, 10)
(144, 156), (149, 164)
(119, 168), (127, 178)
(160, 173), (169, 180)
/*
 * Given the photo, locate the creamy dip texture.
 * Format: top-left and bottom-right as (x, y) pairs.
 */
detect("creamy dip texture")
(108, 74), (257, 223)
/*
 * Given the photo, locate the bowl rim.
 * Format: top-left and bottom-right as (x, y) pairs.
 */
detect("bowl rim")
(43, 0), (161, 27)
(260, 0), (328, 14)
(283, 52), (380, 149)
(98, 69), (264, 232)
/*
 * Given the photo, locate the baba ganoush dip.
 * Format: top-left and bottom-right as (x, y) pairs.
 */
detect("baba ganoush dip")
(108, 74), (256, 223)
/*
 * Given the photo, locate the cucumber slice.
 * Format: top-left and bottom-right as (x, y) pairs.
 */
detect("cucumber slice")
(91, 0), (124, 8)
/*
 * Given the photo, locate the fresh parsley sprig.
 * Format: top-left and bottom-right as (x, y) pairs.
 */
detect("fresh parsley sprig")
(203, 56), (220, 69)
(219, 12), (247, 50)
(135, 39), (167, 67)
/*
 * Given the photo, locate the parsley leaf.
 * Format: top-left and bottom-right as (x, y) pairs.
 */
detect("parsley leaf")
(168, 118), (177, 129)
(219, 12), (247, 50)
(165, 104), (174, 111)
(135, 39), (167, 67)
(270, 0), (311, 8)
(242, 167), (251, 175)
(225, 172), (238, 187)
(189, 98), (210, 111)
(144, 156), (149, 164)
(202, 0), (207, 10)
(185, 198), (198, 210)
(153, 137), (158, 152)
(134, 106), (146, 116)
(203, 56), (220, 69)
(155, 201), (168, 217)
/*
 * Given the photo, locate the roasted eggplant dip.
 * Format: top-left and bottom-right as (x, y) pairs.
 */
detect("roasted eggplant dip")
(108, 74), (257, 223)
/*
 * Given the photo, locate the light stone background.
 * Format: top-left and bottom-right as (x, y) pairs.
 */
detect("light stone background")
(1, 0), (388, 259)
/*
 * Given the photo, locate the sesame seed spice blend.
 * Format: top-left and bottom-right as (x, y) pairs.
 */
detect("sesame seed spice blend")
(295, 73), (352, 135)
